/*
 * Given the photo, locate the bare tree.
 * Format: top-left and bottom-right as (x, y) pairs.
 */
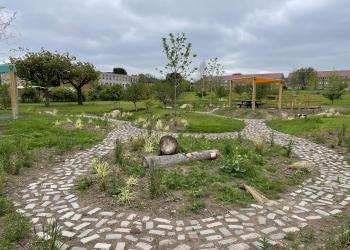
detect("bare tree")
(0, 6), (15, 42)
(159, 33), (197, 116)
(198, 60), (207, 99)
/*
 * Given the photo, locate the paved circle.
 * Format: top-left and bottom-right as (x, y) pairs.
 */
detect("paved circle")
(11, 119), (350, 249)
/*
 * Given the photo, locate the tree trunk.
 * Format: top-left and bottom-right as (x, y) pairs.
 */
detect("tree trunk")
(77, 87), (83, 105)
(44, 87), (50, 107)
(143, 149), (219, 168)
(173, 81), (177, 116)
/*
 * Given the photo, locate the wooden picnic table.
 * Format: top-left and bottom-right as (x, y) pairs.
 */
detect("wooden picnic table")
(237, 100), (263, 108)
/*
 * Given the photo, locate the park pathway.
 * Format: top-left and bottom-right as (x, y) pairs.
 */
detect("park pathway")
(11, 119), (350, 250)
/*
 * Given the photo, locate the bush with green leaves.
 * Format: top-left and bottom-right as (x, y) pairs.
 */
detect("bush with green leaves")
(114, 139), (124, 166)
(0, 195), (12, 216)
(49, 87), (78, 102)
(220, 146), (256, 177)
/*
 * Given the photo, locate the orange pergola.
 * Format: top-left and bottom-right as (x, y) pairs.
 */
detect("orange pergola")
(228, 77), (283, 110)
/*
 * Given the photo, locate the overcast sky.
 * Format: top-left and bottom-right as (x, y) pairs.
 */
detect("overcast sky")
(1, 0), (350, 76)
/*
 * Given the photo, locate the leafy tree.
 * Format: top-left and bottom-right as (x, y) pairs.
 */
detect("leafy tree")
(323, 72), (347, 104)
(289, 67), (318, 90)
(64, 62), (99, 105)
(152, 80), (173, 107)
(49, 87), (77, 102)
(197, 60), (207, 99)
(124, 82), (149, 111)
(11, 49), (72, 106)
(159, 33), (197, 116)
(113, 67), (127, 75)
(216, 85), (227, 99)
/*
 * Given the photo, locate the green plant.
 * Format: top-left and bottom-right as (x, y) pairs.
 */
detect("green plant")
(114, 139), (124, 166)
(126, 176), (138, 187)
(186, 189), (205, 199)
(118, 187), (134, 204)
(149, 167), (164, 199)
(78, 176), (94, 191)
(254, 139), (267, 155)
(338, 228), (350, 248)
(220, 147), (256, 178)
(0, 195), (13, 216)
(33, 219), (63, 250)
(106, 173), (125, 196)
(130, 136), (145, 152)
(269, 131), (275, 146)
(284, 232), (295, 241)
(259, 237), (272, 250)
(91, 158), (109, 191)
(1, 212), (31, 245)
(344, 136), (350, 152)
(185, 201), (206, 214)
(284, 140), (294, 157)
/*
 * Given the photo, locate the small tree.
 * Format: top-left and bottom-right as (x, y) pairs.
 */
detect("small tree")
(113, 67), (127, 75)
(198, 60), (207, 99)
(152, 80), (172, 108)
(323, 72), (347, 104)
(65, 62), (99, 105)
(124, 81), (149, 111)
(216, 85), (227, 99)
(159, 33), (196, 116)
(11, 49), (72, 106)
(205, 57), (224, 105)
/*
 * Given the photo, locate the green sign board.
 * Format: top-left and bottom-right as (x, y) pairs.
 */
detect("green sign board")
(0, 64), (16, 73)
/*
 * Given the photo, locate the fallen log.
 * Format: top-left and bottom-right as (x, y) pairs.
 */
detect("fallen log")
(143, 149), (219, 168)
(288, 161), (311, 169)
(242, 184), (269, 205)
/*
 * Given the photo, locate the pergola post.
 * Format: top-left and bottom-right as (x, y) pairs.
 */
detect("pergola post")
(252, 77), (256, 110)
(278, 83), (283, 110)
(9, 70), (18, 119)
(228, 80), (232, 108)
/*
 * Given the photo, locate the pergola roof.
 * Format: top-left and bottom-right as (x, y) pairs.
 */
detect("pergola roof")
(231, 77), (283, 84)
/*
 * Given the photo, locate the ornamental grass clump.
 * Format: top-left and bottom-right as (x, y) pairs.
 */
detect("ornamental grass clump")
(91, 158), (109, 191)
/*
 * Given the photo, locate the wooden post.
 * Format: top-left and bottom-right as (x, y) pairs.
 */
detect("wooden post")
(9, 71), (18, 119)
(278, 83), (283, 110)
(252, 77), (256, 110)
(229, 80), (232, 108)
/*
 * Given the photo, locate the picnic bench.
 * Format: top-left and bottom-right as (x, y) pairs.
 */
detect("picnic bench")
(237, 100), (264, 108)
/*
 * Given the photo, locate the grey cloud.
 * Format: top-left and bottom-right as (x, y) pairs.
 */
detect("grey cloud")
(1, 0), (350, 76)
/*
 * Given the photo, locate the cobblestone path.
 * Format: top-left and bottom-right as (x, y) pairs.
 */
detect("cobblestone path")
(12, 119), (350, 250)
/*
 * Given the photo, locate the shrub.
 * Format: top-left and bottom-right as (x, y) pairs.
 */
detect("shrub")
(0, 84), (10, 109)
(284, 140), (294, 157)
(91, 159), (109, 191)
(49, 87), (78, 102)
(20, 86), (41, 103)
(106, 174), (125, 196)
(186, 189), (206, 199)
(337, 123), (347, 146)
(149, 167), (164, 199)
(220, 147), (256, 178)
(117, 187), (134, 204)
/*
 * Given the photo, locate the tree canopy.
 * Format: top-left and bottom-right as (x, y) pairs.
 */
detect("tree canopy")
(11, 49), (72, 106)
(323, 72), (347, 104)
(113, 67), (127, 75)
(289, 67), (318, 90)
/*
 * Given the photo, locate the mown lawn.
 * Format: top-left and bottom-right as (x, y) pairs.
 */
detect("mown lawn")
(267, 116), (350, 136)
(0, 113), (108, 152)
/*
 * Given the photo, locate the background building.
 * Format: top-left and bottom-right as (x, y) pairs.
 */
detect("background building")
(98, 72), (138, 88)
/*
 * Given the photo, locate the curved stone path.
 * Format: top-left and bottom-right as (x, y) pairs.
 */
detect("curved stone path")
(11, 119), (350, 250)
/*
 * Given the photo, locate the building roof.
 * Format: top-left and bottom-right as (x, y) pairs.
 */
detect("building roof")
(221, 73), (285, 81)
(317, 70), (350, 78)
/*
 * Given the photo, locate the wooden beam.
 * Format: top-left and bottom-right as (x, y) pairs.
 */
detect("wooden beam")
(9, 71), (18, 119)
(229, 80), (232, 108)
(252, 77), (256, 110)
(278, 83), (283, 110)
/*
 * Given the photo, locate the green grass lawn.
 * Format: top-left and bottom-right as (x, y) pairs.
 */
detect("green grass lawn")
(267, 116), (350, 136)
(127, 108), (245, 133)
(0, 113), (108, 152)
